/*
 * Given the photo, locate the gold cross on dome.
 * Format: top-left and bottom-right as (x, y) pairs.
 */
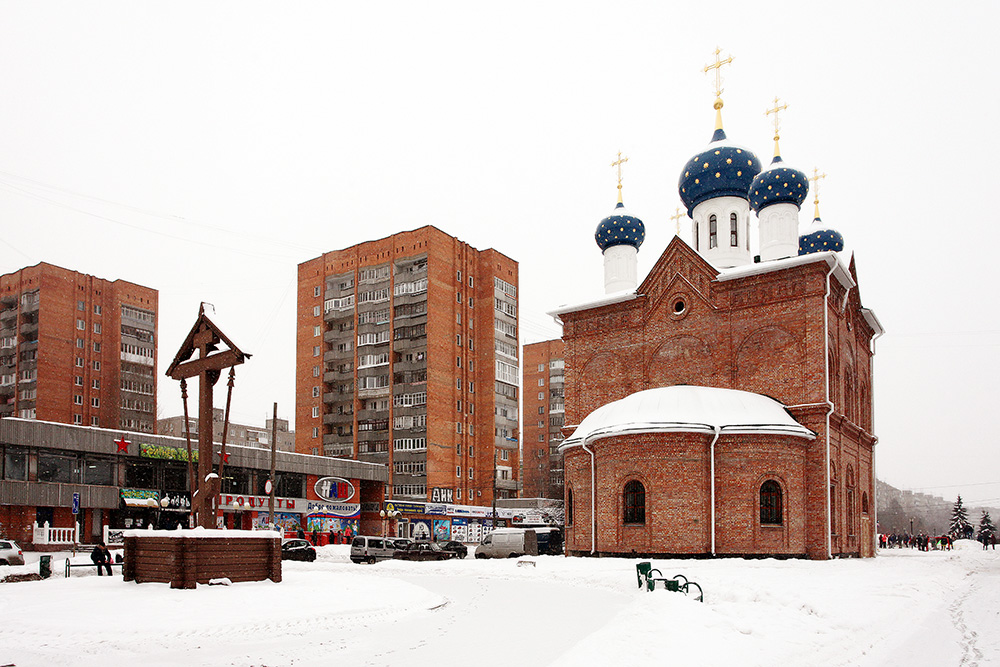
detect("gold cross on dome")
(669, 207), (686, 236)
(809, 168), (827, 204)
(704, 47), (733, 100)
(611, 151), (629, 200)
(766, 97), (788, 141)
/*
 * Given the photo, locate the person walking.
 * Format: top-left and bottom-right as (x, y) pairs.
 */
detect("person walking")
(90, 541), (112, 576)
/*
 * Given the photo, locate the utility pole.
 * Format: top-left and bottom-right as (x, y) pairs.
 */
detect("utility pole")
(269, 402), (277, 529)
(492, 446), (498, 529)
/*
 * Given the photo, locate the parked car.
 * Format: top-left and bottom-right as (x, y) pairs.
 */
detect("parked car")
(475, 528), (538, 559)
(350, 535), (397, 564)
(391, 537), (414, 550)
(0, 539), (24, 566)
(281, 539), (317, 562)
(436, 540), (468, 559)
(392, 541), (455, 561)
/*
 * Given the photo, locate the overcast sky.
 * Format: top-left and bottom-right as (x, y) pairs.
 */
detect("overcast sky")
(1, 2), (997, 505)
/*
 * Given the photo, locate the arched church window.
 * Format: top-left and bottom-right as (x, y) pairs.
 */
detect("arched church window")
(760, 480), (783, 525)
(830, 462), (838, 537)
(623, 480), (645, 524)
(709, 215), (718, 249)
(730, 212), (739, 247)
(693, 221), (700, 250)
(566, 488), (574, 526)
(745, 220), (750, 251)
(861, 492), (869, 514)
(846, 466), (856, 537)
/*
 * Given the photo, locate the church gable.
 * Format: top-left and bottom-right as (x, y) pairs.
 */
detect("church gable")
(638, 237), (718, 315)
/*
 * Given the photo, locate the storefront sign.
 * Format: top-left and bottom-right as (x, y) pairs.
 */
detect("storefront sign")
(314, 476), (355, 501)
(305, 501), (360, 518)
(426, 503), (447, 515)
(121, 488), (159, 507)
(139, 443), (198, 462)
(217, 494), (301, 512)
(383, 501), (426, 515)
(430, 487), (453, 503)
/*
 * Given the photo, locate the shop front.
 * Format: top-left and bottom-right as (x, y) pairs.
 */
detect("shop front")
(381, 500), (515, 543)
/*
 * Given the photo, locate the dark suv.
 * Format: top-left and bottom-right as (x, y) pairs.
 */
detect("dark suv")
(435, 541), (468, 559)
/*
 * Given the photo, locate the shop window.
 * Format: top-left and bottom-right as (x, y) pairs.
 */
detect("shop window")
(125, 462), (156, 489)
(83, 456), (115, 486)
(37, 451), (80, 484)
(3, 446), (28, 481)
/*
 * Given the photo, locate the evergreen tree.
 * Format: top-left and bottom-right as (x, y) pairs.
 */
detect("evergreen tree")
(949, 495), (974, 539)
(978, 511), (995, 543)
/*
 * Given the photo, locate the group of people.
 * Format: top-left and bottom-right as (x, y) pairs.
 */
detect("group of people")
(295, 526), (354, 546)
(879, 533), (953, 551)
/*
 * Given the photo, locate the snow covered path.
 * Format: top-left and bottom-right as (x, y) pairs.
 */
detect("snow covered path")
(0, 542), (997, 666)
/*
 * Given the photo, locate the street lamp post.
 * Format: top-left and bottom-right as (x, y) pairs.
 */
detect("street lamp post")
(146, 496), (170, 529)
(380, 509), (401, 539)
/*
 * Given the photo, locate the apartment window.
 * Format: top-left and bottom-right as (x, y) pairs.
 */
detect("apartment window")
(538, 392), (544, 400)
(313, 325), (321, 337)
(312, 366), (320, 377)
(457, 270), (462, 282)
(469, 276), (473, 288)
(74, 376), (83, 386)
(73, 414), (82, 425)
(538, 378), (545, 386)
(91, 417), (99, 426)
(76, 357), (84, 368)
(538, 420), (544, 428)
(457, 400), (462, 412)
(76, 319), (85, 330)
(456, 335), (462, 346)
(74, 395), (83, 405)
(92, 361), (101, 371)
(91, 397), (100, 408)
(77, 300), (85, 311)
(456, 423), (462, 434)
(91, 379), (100, 390)
(313, 306), (321, 317)
(537, 363), (544, 372)
(468, 468), (474, 479)
(312, 427), (319, 438)
(468, 297), (473, 307)
(312, 407), (319, 418)
(312, 386), (320, 398)
(469, 360), (473, 372)
(314, 285), (321, 297)
(457, 356), (462, 368)
(93, 323), (101, 334)
(457, 292), (462, 303)
(93, 342), (101, 352)
(456, 443), (462, 454)
(313, 345), (320, 357)
(76, 338), (84, 348)
(500, 450), (509, 461)
(456, 488), (462, 500)
(93, 304), (102, 315)
(456, 466), (462, 477)
(469, 381), (474, 393)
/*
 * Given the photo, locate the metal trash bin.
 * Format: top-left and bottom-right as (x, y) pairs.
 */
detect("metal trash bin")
(39, 554), (52, 579)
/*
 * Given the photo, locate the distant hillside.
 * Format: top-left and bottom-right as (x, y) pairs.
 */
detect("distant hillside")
(876, 480), (1000, 536)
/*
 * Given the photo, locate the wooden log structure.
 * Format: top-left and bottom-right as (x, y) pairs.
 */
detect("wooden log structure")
(123, 532), (281, 589)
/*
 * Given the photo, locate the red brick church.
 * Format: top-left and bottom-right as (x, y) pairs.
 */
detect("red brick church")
(551, 79), (883, 560)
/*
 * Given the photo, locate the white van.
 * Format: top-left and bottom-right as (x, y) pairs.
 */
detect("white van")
(474, 528), (538, 559)
(350, 535), (396, 564)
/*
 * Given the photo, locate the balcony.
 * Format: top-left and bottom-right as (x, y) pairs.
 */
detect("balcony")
(495, 478), (520, 491)
(19, 322), (38, 337)
(358, 386), (390, 399)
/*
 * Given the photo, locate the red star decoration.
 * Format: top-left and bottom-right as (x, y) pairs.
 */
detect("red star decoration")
(115, 436), (131, 453)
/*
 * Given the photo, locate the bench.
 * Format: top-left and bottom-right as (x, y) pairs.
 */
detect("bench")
(635, 562), (703, 602)
(64, 559), (124, 577)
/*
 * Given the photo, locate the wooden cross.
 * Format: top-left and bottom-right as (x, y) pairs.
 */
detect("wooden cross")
(703, 47), (733, 100)
(766, 96), (788, 141)
(611, 151), (629, 199)
(669, 207), (686, 237)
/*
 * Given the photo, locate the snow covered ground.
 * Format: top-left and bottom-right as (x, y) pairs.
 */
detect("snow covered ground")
(1, 540), (997, 667)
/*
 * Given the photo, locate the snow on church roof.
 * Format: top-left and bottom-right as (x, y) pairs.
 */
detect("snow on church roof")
(560, 385), (815, 451)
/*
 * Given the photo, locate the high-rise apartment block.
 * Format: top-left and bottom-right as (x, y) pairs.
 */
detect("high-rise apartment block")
(296, 226), (520, 506)
(0, 262), (158, 432)
(522, 339), (565, 499)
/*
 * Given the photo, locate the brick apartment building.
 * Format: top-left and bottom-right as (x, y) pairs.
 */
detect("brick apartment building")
(158, 408), (296, 453)
(552, 96), (882, 559)
(0, 262), (158, 433)
(522, 339), (565, 500)
(296, 226), (520, 511)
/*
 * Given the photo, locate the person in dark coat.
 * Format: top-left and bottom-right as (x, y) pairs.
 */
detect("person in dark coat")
(91, 541), (112, 576)
(296, 526), (305, 540)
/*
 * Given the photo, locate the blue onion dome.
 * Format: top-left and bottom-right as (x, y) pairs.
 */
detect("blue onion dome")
(678, 128), (762, 216)
(798, 216), (845, 255)
(749, 155), (808, 212)
(595, 201), (645, 252)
